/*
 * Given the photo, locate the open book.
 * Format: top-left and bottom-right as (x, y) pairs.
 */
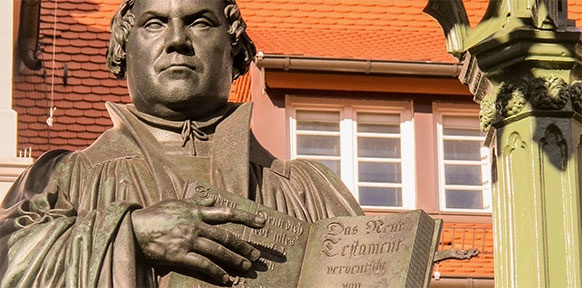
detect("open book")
(162, 184), (443, 288)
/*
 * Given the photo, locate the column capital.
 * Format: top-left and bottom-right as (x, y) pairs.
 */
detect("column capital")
(426, 0), (581, 132)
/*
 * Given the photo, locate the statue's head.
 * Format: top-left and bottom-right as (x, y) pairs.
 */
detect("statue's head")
(107, 0), (255, 81)
(105, 0), (256, 120)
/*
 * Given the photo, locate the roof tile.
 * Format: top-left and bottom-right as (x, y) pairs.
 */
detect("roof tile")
(72, 100), (93, 110)
(91, 86), (111, 95)
(71, 85), (91, 94)
(85, 108), (106, 118)
(79, 32), (98, 40)
(95, 117), (113, 126)
(99, 79), (120, 88)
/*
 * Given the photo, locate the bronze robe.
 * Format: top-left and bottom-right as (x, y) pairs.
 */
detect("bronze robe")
(0, 102), (363, 287)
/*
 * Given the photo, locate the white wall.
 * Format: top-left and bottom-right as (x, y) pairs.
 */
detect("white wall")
(0, 0), (32, 202)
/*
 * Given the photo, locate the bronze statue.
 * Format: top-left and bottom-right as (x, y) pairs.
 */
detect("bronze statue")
(0, 0), (363, 286)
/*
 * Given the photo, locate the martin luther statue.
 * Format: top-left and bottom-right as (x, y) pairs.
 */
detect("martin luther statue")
(0, 0), (363, 287)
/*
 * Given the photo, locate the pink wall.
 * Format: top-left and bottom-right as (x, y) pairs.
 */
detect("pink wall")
(249, 65), (289, 160)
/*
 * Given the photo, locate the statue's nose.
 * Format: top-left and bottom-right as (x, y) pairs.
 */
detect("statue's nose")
(165, 22), (194, 55)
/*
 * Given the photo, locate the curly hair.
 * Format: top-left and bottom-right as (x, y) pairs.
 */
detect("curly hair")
(105, 0), (256, 81)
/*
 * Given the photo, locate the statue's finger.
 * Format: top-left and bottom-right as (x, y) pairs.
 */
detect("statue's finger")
(200, 207), (265, 229)
(184, 196), (215, 207)
(176, 252), (231, 285)
(192, 237), (253, 271)
(199, 223), (261, 261)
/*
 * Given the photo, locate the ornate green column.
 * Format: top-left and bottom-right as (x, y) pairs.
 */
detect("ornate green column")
(426, 0), (582, 286)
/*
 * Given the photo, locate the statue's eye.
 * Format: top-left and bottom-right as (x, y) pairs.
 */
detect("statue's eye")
(144, 19), (164, 31)
(191, 18), (213, 28)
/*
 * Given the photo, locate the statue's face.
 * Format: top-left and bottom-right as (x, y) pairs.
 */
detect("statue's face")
(126, 0), (233, 121)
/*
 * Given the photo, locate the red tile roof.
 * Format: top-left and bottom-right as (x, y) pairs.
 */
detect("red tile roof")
(239, 0), (469, 62)
(229, 73), (252, 103)
(241, 0), (582, 62)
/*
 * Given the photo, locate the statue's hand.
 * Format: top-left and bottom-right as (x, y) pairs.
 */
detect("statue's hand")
(131, 198), (265, 285)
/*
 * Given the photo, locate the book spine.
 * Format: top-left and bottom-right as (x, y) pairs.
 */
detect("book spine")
(405, 212), (436, 288)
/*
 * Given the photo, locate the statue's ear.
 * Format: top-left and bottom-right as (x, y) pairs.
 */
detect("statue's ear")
(231, 43), (242, 56)
(231, 44), (243, 80)
(232, 68), (240, 81)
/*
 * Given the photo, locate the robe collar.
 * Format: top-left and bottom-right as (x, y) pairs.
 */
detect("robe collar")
(126, 105), (236, 156)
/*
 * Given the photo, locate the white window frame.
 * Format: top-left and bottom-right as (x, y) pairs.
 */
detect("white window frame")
(287, 96), (415, 210)
(434, 103), (492, 213)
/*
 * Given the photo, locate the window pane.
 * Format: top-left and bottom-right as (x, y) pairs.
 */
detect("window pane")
(296, 110), (340, 122)
(313, 159), (341, 176)
(444, 140), (483, 161)
(445, 190), (483, 209)
(296, 110), (340, 131)
(442, 115), (483, 136)
(359, 162), (401, 183)
(442, 115), (480, 130)
(297, 135), (340, 156)
(445, 165), (482, 185)
(357, 112), (400, 133)
(358, 112), (400, 124)
(359, 187), (402, 207)
(443, 128), (483, 137)
(358, 123), (400, 134)
(358, 137), (401, 158)
(297, 121), (340, 132)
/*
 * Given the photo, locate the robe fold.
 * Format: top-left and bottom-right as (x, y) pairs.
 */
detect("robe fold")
(0, 102), (363, 287)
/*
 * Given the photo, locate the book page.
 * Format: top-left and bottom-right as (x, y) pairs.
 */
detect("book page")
(297, 210), (437, 288)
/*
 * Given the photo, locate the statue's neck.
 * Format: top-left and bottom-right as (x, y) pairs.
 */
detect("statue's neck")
(127, 104), (237, 156)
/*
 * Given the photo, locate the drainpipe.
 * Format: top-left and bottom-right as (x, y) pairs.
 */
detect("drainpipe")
(255, 53), (462, 78)
(18, 0), (42, 70)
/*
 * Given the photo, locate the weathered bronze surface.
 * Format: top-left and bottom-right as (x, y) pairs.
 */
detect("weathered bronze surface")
(0, 0), (363, 286)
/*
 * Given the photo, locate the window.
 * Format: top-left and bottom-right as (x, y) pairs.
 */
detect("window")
(435, 104), (491, 212)
(288, 97), (415, 210)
